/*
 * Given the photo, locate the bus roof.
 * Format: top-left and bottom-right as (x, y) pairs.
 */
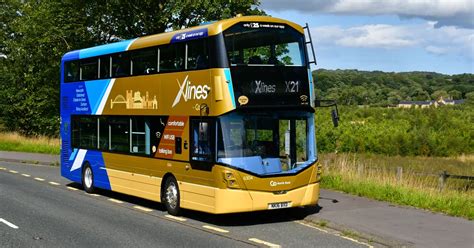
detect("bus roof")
(61, 15), (303, 62)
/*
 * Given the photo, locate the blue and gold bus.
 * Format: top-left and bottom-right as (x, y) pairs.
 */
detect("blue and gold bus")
(60, 15), (322, 215)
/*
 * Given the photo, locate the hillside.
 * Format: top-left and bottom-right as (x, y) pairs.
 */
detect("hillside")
(313, 69), (474, 106)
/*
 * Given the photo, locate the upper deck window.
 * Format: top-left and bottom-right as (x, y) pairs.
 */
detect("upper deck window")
(65, 61), (80, 82)
(186, 39), (209, 70)
(160, 43), (185, 72)
(80, 58), (99, 81)
(224, 23), (306, 66)
(112, 53), (131, 77)
(132, 48), (157, 75)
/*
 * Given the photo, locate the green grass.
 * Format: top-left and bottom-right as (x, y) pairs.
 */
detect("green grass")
(320, 153), (474, 220)
(0, 132), (60, 155)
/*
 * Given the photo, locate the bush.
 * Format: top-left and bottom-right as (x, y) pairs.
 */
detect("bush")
(316, 105), (473, 157)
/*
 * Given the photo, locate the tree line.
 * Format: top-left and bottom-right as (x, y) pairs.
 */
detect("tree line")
(314, 69), (474, 106)
(0, 0), (263, 136)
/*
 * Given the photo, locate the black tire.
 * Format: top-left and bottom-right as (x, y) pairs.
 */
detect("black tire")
(82, 164), (95, 193)
(163, 176), (181, 216)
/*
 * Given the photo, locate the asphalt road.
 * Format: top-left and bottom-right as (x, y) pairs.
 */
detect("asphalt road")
(0, 161), (371, 248)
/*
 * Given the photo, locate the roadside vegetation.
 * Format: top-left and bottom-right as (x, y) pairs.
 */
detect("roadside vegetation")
(315, 106), (473, 219)
(315, 105), (473, 157)
(320, 153), (474, 220)
(0, 132), (60, 155)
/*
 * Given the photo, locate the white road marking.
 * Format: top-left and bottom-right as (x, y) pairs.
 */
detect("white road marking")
(248, 238), (280, 248)
(338, 235), (374, 248)
(202, 225), (229, 233)
(49, 181), (60, 186)
(164, 215), (187, 222)
(34, 177), (45, 182)
(9, 170), (18, 174)
(67, 186), (79, 191)
(0, 167), (6, 170)
(108, 198), (123, 204)
(133, 206), (153, 212)
(0, 218), (19, 229)
(21, 174), (31, 177)
(86, 193), (100, 197)
(295, 220), (373, 248)
(294, 220), (329, 233)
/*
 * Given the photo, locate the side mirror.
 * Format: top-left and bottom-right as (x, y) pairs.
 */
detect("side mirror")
(314, 99), (340, 128)
(331, 109), (339, 127)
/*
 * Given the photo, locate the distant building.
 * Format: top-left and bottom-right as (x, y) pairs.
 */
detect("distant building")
(398, 97), (465, 108)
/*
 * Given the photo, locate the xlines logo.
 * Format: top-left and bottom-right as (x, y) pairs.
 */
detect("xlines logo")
(172, 75), (210, 107)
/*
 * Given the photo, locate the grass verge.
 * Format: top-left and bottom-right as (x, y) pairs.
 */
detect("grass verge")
(320, 153), (474, 220)
(0, 132), (60, 155)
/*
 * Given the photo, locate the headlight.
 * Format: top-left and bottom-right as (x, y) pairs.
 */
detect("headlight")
(223, 170), (239, 188)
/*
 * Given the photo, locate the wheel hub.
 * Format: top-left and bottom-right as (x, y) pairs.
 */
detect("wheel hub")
(166, 182), (178, 209)
(84, 167), (92, 188)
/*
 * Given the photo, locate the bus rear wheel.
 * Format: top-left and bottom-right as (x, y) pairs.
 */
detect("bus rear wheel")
(82, 164), (95, 193)
(163, 176), (181, 216)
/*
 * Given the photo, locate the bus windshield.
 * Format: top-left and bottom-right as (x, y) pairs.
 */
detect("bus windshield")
(224, 23), (306, 66)
(217, 111), (316, 175)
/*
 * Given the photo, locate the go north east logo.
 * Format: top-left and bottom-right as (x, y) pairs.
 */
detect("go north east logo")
(171, 28), (208, 43)
(172, 75), (210, 108)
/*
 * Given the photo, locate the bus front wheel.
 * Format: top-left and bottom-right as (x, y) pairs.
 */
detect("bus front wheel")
(82, 164), (95, 194)
(163, 176), (181, 216)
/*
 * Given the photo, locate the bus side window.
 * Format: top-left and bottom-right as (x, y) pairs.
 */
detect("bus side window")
(80, 58), (99, 81)
(132, 48), (157, 75)
(112, 53), (130, 77)
(71, 116), (97, 149)
(65, 61), (79, 82)
(99, 56), (111, 78)
(191, 120), (214, 162)
(160, 44), (185, 72)
(186, 39), (208, 70)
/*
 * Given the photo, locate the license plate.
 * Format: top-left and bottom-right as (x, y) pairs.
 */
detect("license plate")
(268, 201), (292, 209)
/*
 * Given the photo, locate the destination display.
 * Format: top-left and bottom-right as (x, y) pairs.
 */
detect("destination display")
(230, 66), (310, 107)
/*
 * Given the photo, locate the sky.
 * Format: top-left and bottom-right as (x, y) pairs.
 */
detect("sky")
(260, 0), (474, 75)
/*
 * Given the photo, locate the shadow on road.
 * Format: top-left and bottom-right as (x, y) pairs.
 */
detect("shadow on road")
(67, 182), (322, 227)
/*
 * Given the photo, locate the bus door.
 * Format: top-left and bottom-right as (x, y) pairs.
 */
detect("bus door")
(189, 118), (215, 171)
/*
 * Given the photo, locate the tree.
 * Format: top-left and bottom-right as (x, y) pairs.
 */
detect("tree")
(448, 90), (462, 100)
(466, 92), (474, 105)
(431, 90), (449, 100)
(1, 0), (264, 136)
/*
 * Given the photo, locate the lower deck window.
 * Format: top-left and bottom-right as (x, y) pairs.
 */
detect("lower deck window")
(71, 115), (152, 155)
(72, 117), (97, 149)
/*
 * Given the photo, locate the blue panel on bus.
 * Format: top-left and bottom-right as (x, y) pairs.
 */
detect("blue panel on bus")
(171, 28), (208, 43)
(62, 50), (80, 62)
(63, 149), (111, 190)
(84, 79), (112, 114)
(84, 150), (111, 190)
(62, 82), (92, 114)
(224, 69), (236, 108)
(79, 39), (137, 59)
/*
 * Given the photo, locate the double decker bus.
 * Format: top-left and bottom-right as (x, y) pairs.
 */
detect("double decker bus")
(60, 15), (323, 215)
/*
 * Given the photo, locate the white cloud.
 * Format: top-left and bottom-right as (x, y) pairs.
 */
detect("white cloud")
(425, 45), (448, 55)
(313, 22), (474, 58)
(339, 25), (417, 48)
(261, 0), (474, 28)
